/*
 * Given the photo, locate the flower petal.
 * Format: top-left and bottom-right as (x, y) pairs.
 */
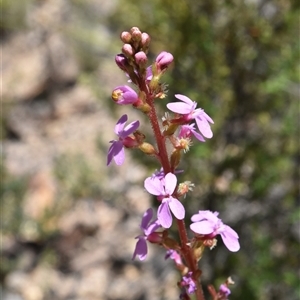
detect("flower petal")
(164, 173), (177, 195)
(121, 120), (140, 138)
(107, 142), (116, 166)
(220, 226), (240, 252)
(202, 111), (214, 124)
(140, 208), (153, 230)
(132, 237), (147, 261)
(191, 129), (205, 142)
(113, 143), (125, 165)
(114, 114), (128, 135)
(107, 141), (123, 166)
(158, 202), (172, 228)
(169, 197), (185, 220)
(145, 220), (160, 236)
(175, 94), (193, 105)
(195, 118), (213, 138)
(167, 102), (192, 114)
(144, 177), (163, 196)
(190, 220), (215, 234)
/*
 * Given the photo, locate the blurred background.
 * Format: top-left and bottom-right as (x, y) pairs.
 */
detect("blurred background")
(1, 0), (299, 299)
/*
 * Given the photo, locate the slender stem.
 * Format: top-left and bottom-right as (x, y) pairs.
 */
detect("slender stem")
(139, 80), (205, 300)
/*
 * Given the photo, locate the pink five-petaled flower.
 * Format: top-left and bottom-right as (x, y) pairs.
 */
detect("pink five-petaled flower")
(112, 85), (138, 105)
(107, 114), (140, 166)
(144, 172), (185, 228)
(190, 210), (240, 252)
(132, 208), (161, 261)
(167, 94), (214, 139)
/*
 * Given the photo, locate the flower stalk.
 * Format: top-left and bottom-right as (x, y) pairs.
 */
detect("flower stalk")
(107, 26), (240, 300)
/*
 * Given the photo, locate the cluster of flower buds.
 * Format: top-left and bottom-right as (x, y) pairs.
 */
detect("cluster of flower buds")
(107, 27), (240, 300)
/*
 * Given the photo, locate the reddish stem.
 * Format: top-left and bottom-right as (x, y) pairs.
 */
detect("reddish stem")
(138, 78), (205, 300)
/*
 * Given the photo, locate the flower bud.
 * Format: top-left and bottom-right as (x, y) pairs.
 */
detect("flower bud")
(122, 44), (134, 57)
(155, 51), (174, 73)
(134, 51), (148, 67)
(120, 31), (132, 43)
(115, 54), (129, 71)
(139, 142), (156, 155)
(112, 86), (138, 105)
(130, 26), (142, 42)
(141, 32), (151, 51)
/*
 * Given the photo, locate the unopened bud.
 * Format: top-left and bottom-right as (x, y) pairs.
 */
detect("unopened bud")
(141, 32), (151, 50)
(130, 26), (142, 42)
(135, 51), (148, 67)
(115, 54), (129, 71)
(122, 44), (134, 57)
(120, 31), (132, 43)
(139, 142), (156, 155)
(155, 51), (174, 73)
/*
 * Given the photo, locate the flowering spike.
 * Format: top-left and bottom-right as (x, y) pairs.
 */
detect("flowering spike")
(109, 28), (240, 299)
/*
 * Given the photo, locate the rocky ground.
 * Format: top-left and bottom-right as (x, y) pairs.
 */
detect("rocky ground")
(2, 1), (180, 299)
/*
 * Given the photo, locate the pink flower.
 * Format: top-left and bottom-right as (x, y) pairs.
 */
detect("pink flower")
(180, 272), (197, 294)
(115, 54), (129, 71)
(165, 249), (183, 265)
(112, 85), (138, 105)
(144, 173), (185, 228)
(190, 210), (240, 252)
(155, 51), (174, 72)
(107, 114), (139, 166)
(178, 124), (205, 142)
(132, 208), (161, 261)
(219, 284), (231, 298)
(167, 94), (214, 139)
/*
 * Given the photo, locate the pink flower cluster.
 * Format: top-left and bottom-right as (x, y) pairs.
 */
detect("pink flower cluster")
(107, 27), (240, 299)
